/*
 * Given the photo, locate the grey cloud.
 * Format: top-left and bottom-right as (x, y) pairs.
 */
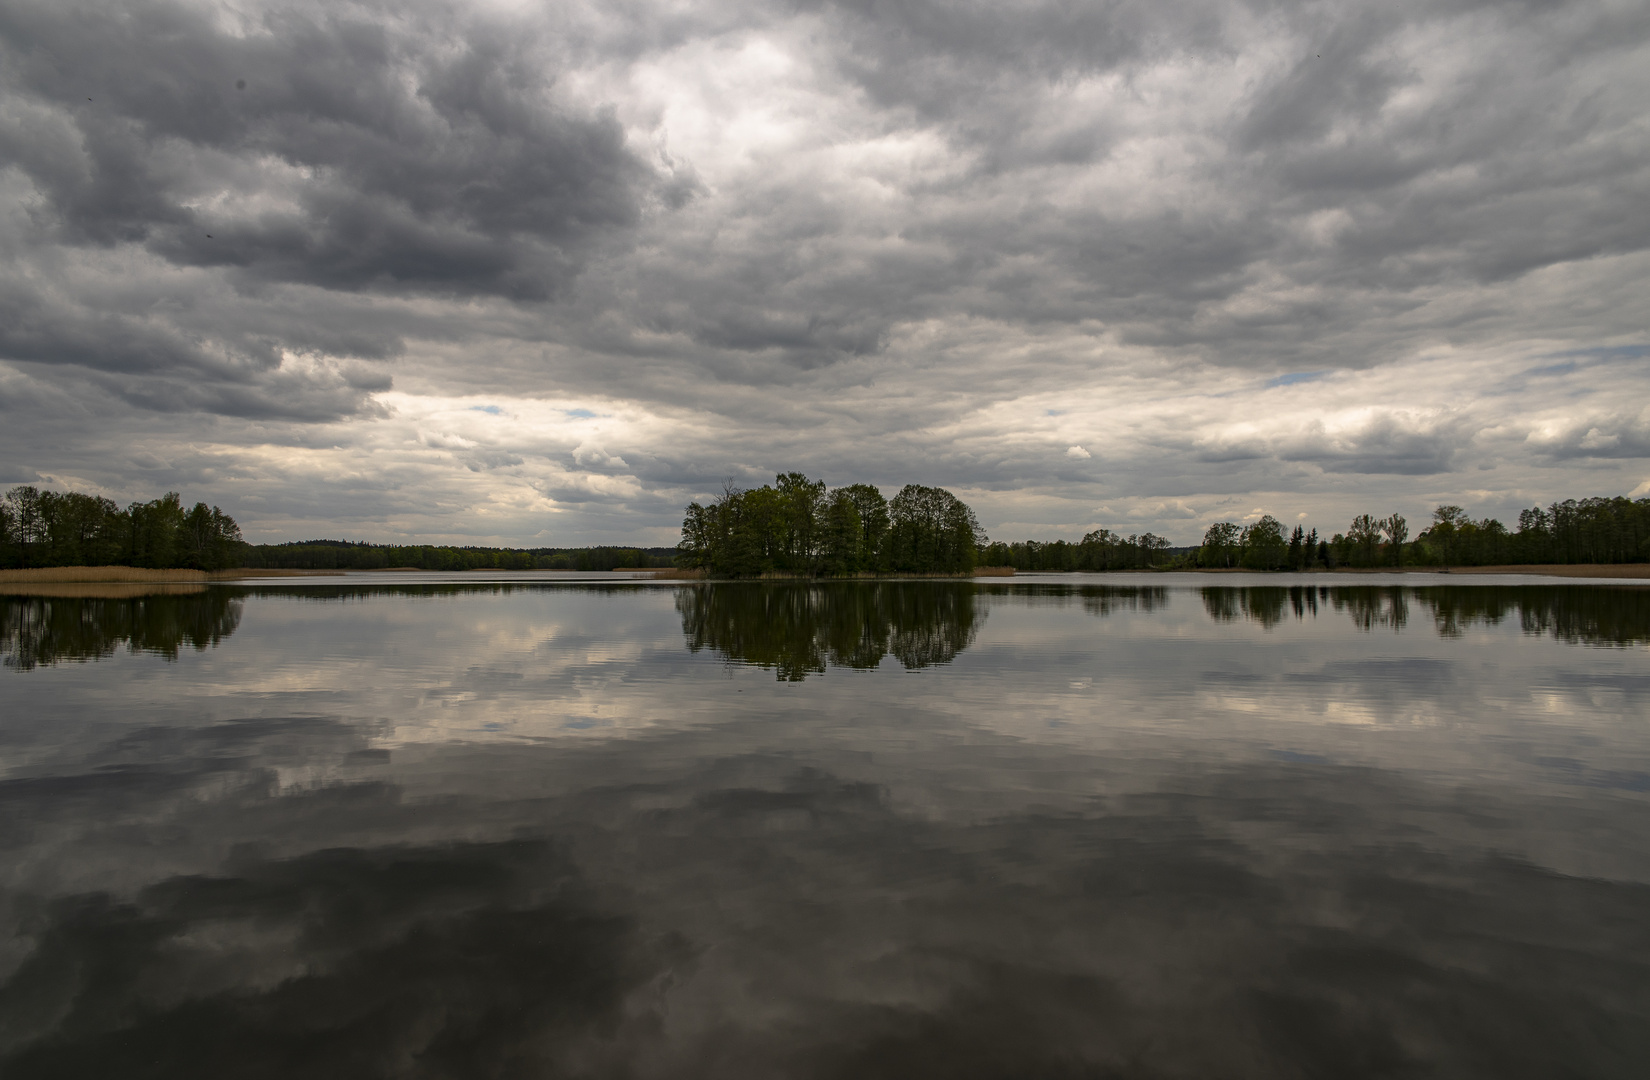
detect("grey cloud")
(1528, 415), (1650, 462)
(0, 281), (392, 422)
(1235, 12), (1416, 152)
(812, 0), (1223, 130)
(1279, 414), (1465, 475)
(0, 0), (652, 298)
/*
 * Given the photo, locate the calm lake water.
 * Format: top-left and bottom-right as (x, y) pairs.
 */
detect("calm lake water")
(3, 574), (1648, 1078)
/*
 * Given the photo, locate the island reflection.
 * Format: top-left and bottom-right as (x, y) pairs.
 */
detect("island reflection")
(677, 581), (983, 678)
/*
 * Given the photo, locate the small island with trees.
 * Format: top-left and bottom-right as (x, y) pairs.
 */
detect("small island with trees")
(677, 474), (987, 577)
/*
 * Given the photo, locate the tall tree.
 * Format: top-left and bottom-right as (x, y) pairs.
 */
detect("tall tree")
(1383, 514), (1409, 567)
(1240, 516), (1287, 570)
(775, 472), (827, 572)
(838, 484), (891, 570)
(1348, 514), (1383, 567)
(1430, 506), (1464, 568)
(3, 486), (43, 568)
(1199, 522), (1241, 568)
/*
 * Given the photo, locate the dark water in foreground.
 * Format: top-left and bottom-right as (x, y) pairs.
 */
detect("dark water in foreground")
(2, 575), (1648, 1078)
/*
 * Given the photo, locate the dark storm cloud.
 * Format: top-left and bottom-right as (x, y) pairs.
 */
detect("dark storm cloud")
(786, 0), (1650, 350)
(0, 0), (650, 298)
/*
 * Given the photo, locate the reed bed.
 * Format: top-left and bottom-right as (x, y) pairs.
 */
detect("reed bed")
(0, 566), (342, 584)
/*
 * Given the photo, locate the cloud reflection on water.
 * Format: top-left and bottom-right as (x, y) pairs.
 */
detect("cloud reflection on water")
(0, 582), (1647, 1076)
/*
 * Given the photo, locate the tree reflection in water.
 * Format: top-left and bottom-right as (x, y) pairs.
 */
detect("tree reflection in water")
(1195, 584), (1650, 645)
(2, 589), (242, 671)
(6, 582), (1648, 677)
(676, 582), (983, 679)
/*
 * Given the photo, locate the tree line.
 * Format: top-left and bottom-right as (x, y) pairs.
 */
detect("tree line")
(0, 484), (685, 573)
(1186, 495), (1650, 570)
(14, 480), (1650, 578)
(978, 532), (1176, 573)
(2, 486), (243, 571)
(240, 540), (677, 572)
(678, 474), (986, 577)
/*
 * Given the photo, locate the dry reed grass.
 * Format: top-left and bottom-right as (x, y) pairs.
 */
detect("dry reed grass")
(0, 566), (208, 584)
(0, 566), (342, 584)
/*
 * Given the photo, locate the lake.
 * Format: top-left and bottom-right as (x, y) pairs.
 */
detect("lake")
(3, 574), (1648, 1077)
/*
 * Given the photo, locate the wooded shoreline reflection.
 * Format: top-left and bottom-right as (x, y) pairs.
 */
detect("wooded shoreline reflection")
(2, 590), (242, 671)
(6, 582), (1650, 671)
(1191, 583), (1650, 643)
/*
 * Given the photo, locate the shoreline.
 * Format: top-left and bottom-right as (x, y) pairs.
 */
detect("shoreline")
(7, 564), (1646, 586)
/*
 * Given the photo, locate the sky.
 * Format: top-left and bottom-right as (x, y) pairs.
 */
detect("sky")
(1, 0), (1647, 548)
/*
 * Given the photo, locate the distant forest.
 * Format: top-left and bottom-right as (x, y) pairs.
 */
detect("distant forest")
(8, 482), (1650, 576)
(0, 485), (674, 572)
(241, 540), (677, 572)
(1001, 497), (1650, 572)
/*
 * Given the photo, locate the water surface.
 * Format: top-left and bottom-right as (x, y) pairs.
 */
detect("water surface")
(3, 575), (1647, 1077)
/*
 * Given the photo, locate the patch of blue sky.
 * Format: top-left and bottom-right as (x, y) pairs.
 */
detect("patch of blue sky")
(1264, 371), (1330, 388)
(1523, 361), (1578, 378)
(469, 405), (503, 415)
(565, 408), (598, 419)
(1539, 344), (1649, 361)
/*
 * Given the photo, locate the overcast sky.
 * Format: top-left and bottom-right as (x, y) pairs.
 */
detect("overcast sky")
(1, 0), (1647, 547)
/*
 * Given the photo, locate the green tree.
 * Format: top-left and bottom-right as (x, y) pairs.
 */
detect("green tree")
(4, 486), (44, 568)
(775, 472), (827, 572)
(126, 492), (188, 569)
(887, 484), (983, 574)
(1348, 514), (1383, 567)
(1383, 513), (1409, 567)
(1428, 505), (1465, 568)
(182, 502), (244, 570)
(1199, 521), (1241, 568)
(1240, 516), (1287, 570)
(839, 484), (891, 570)
(817, 489), (863, 574)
